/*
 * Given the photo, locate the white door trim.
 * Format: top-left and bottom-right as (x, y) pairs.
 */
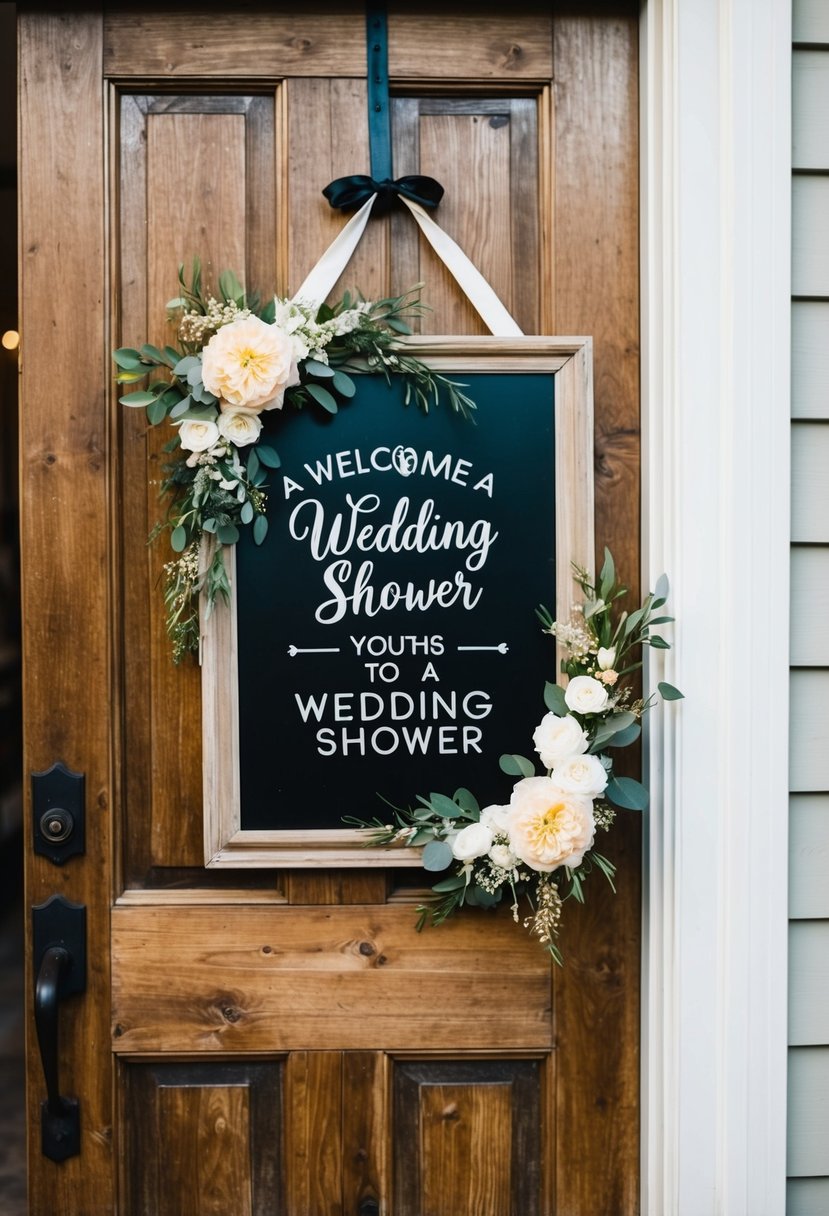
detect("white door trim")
(640, 2), (791, 1212)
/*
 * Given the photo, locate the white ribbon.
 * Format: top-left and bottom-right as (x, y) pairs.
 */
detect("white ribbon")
(292, 192), (523, 338)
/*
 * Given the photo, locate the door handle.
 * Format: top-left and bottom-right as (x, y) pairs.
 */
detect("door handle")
(32, 895), (86, 1161)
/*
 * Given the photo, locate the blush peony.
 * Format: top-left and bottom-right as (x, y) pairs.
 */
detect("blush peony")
(506, 776), (595, 871)
(201, 315), (300, 412)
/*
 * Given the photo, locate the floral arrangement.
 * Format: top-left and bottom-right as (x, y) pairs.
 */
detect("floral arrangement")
(348, 551), (682, 962)
(114, 261), (475, 660)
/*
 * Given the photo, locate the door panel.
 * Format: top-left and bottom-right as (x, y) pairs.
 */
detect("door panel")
(21, 5), (640, 1212)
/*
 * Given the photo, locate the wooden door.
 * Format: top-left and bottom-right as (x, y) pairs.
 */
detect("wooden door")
(20, 5), (640, 1213)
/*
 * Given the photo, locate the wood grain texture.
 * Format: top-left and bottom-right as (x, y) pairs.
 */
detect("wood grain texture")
(104, 8), (366, 77)
(342, 1052), (390, 1216)
(390, 97), (540, 334)
(19, 9), (115, 1212)
(789, 795), (829, 918)
(285, 77), (388, 302)
(552, 11), (641, 1214)
(393, 1059), (542, 1216)
(111, 905), (553, 1053)
(388, 8), (553, 80)
(285, 1052), (343, 1216)
(123, 1060), (282, 1216)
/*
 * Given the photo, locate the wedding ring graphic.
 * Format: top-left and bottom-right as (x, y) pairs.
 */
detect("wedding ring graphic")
(391, 445), (418, 476)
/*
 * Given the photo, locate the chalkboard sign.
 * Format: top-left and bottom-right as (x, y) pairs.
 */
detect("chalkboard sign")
(202, 338), (594, 867)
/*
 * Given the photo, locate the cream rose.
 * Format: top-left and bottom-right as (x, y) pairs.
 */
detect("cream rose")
(217, 407), (262, 447)
(178, 418), (220, 452)
(479, 803), (511, 834)
(564, 675), (610, 715)
(532, 712), (589, 770)
(552, 753), (608, 798)
(506, 776), (595, 871)
(488, 842), (519, 870)
(451, 821), (494, 862)
(201, 315), (300, 412)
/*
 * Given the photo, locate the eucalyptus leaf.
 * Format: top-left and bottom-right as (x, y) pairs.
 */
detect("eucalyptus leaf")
(648, 635), (670, 649)
(306, 382), (338, 414)
(112, 347), (143, 370)
(422, 839), (454, 872)
(429, 792), (463, 818)
(170, 395), (193, 420)
(240, 500), (254, 525)
(172, 355), (200, 377)
(217, 523), (240, 545)
(256, 445), (281, 469)
(116, 370), (147, 384)
(499, 753), (536, 779)
(247, 449), (260, 481)
(119, 390), (156, 407)
(202, 518), (218, 533)
(259, 298), (276, 324)
(599, 546), (616, 601)
(607, 775), (649, 811)
(654, 572), (670, 601)
(658, 681), (685, 701)
(253, 514), (268, 545)
(218, 268), (244, 304)
(385, 317), (411, 334)
(331, 370), (356, 398)
(146, 398), (167, 425)
(304, 359), (335, 378)
(170, 525), (187, 552)
(141, 343), (175, 368)
(431, 874), (468, 893)
(453, 787), (480, 816)
(606, 721), (641, 748)
(543, 681), (568, 716)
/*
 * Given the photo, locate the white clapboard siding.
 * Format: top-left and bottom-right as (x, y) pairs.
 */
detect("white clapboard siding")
(792, 301), (829, 418)
(791, 423), (829, 542)
(787, 1177), (829, 1216)
(790, 670), (829, 792)
(791, 547), (829, 664)
(789, 922), (829, 1044)
(794, 0), (829, 45)
(788, 1047), (829, 1175)
(789, 795), (829, 918)
(793, 52), (829, 168)
(792, 177), (829, 297)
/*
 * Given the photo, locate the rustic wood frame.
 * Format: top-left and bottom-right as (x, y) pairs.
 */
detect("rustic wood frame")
(201, 336), (594, 867)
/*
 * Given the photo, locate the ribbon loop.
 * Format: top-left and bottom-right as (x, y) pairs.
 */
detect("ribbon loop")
(323, 174), (444, 216)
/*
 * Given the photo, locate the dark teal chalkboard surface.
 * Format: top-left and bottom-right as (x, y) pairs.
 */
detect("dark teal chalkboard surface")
(235, 372), (555, 830)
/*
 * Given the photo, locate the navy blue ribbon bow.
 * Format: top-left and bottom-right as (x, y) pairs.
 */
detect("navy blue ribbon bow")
(323, 174), (444, 216)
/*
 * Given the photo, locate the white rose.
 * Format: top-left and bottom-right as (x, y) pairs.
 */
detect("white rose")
(564, 675), (609, 715)
(451, 821), (494, 862)
(532, 712), (589, 770)
(506, 777), (595, 872)
(552, 753), (608, 798)
(597, 646), (616, 670)
(178, 418), (220, 452)
(217, 407), (262, 447)
(201, 314), (300, 412)
(479, 803), (511, 834)
(488, 843), (519, 870)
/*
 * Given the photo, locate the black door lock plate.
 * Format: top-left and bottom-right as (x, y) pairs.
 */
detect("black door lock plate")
(32, 762), (85, 865)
